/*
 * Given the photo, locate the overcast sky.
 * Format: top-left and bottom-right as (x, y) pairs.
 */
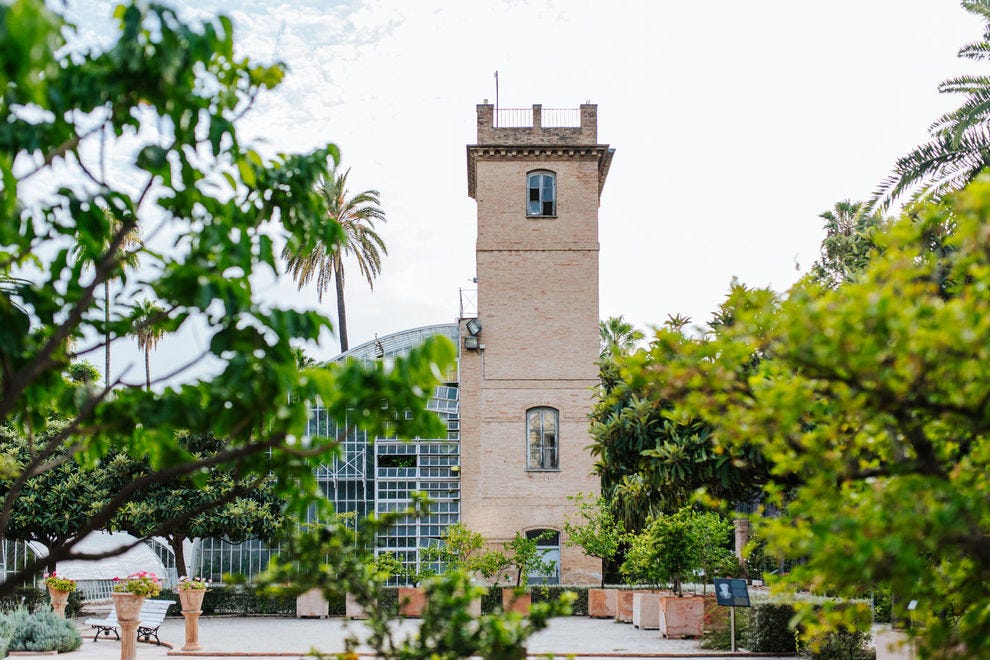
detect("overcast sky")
(63, 1), (982, 384)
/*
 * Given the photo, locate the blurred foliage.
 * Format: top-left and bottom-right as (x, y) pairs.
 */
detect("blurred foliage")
(0, 0), (454, 596)
(619, 179), (990, 655)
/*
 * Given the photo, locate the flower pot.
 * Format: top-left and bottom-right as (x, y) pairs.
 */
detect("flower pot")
(658, 595), (704, 639)
(588, 588), (617, 618)
(111, 592), (145, 621)
(178, 589), (206, 612)
(501, 588), (531, 615)
(47, 586), (70, 618)
(398, 586), (427, 617)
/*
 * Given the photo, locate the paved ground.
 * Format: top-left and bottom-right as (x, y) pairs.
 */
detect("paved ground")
(65, 615), (801, 659)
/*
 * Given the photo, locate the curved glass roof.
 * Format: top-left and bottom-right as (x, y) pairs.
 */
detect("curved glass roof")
(330, 323), (459, 362)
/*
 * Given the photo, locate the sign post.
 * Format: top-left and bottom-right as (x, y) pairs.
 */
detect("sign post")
(713, 578), (751, 652)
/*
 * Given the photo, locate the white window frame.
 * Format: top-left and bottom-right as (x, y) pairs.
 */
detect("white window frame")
(527, 171), (556, 217)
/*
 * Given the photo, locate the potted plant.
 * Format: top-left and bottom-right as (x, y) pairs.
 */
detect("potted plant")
(112, 571), (163, 620)
(420, 523), (508, 616)
(347, 552), (403, 619)
(622, 508), (707, 638)
(43, 572), (76, 618)
(563, 492), (625, 617)
(176, 576), (211, 612)
(501, 531), (556, 615)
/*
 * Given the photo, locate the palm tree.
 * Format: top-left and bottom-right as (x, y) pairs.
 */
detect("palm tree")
(810, 200), (885, 288)
(874, 0), (990, 209)
(72, 208), (141, 389)
(599, 315), (643, 358)
(282, 168), (387, 353)
(132, 300), (166, 390)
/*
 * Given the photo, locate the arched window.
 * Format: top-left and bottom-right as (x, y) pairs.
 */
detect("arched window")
(527, 407), (559, 470)
(526, 529), (560, 585)
(527, 171), (556, 216)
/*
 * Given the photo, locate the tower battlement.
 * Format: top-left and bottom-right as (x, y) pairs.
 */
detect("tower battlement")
(475, 103), (598, 145)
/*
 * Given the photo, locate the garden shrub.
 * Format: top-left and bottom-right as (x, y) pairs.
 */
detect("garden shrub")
(531, 586), (586, 616)
(700, 598), (751, 650)
(871, 587), (891, 624)
(746, 603), (797, 653)
(0, 607), (81, 652)
(161, 585), (295, 616)
(800, 628), (874, 659)
(0, 587), (82, 617)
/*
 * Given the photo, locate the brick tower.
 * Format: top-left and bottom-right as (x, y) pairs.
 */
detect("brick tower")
(459, 103), (614, 584)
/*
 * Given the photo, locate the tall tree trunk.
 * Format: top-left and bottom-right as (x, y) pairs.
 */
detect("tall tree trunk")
(169, 535), (188, 579)
(335, 267), (348, 353)
(104, 280), (111, 389)
(144, 348), (151, 390)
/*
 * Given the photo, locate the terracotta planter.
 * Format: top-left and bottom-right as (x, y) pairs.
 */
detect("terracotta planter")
(588, 588), (617, 618)
(47, 587), (69, 618)
(658, 595), (704, 639)
(111, 592), (145, 620)
(296, 587), (329, 618)
(112, 593), (144, 660)
(178, 588), (206, 612)
(615, 590), (638, 623)
(501, 588), (531, 615)
(632, 593), (661, 630)
(398, 587), (427, 617)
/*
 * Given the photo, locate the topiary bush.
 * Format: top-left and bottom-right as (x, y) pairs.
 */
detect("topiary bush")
(746, 603), (797, 653)
(0, 607), (81, 652)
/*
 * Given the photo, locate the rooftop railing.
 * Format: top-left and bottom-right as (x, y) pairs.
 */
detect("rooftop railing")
(494, 107), (581, 128)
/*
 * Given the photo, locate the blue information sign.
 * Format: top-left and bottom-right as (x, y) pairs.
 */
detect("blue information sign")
(713, 578), (750, 607)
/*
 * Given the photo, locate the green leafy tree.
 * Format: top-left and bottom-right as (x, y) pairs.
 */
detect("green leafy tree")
(591, 315), (772, 532)
(503, 531), (556, 588)
(621, 507), (700, 596)
(282, 167), (387, 353)
(112, 432), (288, 578)
(626, 180), (990, 655)
(0, 423), (129, 571)
(874, 0), (990, 209)
(0, 0), (453, 597)
(420, 522), (509, 581)
(562, 492), (625, 588)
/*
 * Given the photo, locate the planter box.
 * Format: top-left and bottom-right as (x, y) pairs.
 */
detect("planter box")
(876, 630), (919, 660)
(632, 593), (661, 630)
(615, 590), (636, 623)
(345, 592), (368, 619)
(502, 588), (531, 615)
(658, 596), (704, 638)
(296, 588), (329, 618)
(588, 588), (617, 618)
(398, 587), (427, 617)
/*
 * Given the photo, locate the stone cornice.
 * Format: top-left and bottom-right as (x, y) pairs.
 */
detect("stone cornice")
(466, 144), (614, 199)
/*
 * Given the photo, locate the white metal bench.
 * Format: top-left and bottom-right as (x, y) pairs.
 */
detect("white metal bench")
(85, 598), (173, 645)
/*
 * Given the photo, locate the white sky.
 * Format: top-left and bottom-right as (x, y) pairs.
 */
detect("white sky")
(61, 1), (982, 384)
